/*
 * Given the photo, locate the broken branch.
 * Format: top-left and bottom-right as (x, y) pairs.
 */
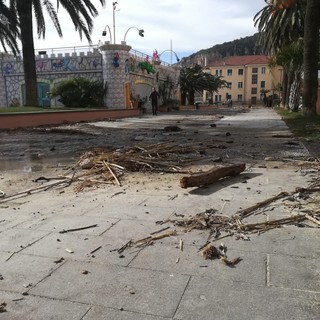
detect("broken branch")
(180, 163), (246, 188)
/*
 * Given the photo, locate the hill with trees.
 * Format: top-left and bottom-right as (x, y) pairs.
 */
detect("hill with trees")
(180, 33), (263, 67)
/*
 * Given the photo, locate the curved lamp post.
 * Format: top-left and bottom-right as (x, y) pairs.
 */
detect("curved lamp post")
(123, 26), (144, 43)
(102, 25), (113, 43)
(159, 49), (180, 64)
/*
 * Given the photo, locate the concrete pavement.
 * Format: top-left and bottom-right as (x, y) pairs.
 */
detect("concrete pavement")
(0, 107), (319, 319)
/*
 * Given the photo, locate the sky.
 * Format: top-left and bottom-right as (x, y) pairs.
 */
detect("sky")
(32, 0), (266, 63)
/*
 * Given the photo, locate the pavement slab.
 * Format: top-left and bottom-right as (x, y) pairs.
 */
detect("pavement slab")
(82, 306), (172, 320)
(174, 276), (320, 320)
(29, 260), (190, 318)
(268, 253), (320, 292)
(129, 243), (267, 286)
(0, 290), (90, 320)
(0, 228), (49, 253)
(0, 252), (60, 293)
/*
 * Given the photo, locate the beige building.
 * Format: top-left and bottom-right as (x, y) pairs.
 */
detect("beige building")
(205, 55), (283, 105)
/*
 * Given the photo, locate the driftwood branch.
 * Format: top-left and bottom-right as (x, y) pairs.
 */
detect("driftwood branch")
(180, 164), (245, 188)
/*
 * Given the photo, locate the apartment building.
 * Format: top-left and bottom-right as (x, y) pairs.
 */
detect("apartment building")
(206, 55), (283, 105)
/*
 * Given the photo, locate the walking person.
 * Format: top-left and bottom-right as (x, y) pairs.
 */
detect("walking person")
(149, 87), (160, 116)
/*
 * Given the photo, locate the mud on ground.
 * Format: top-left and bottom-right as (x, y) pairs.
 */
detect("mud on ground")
(0, 107), (319, 196)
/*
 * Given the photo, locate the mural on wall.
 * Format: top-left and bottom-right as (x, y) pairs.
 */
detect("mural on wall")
(112, 52), (120, 67)
(4, 62), (13, 74)
(152, 50), (161, 65)
(0, 48), (179, 108)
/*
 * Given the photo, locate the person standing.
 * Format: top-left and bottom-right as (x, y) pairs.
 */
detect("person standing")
(149, 87), (160, 116)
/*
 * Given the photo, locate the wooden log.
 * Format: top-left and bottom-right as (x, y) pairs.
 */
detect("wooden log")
(180, 164), (246, 188)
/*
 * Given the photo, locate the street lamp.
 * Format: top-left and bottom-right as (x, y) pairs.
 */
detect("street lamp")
(123, 26), (144, 43)
(102, 25), (113, 44)
(159, 49), (180, 64)
(112, 1), (118, 44)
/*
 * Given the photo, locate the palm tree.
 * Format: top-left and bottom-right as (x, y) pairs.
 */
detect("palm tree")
(179, 64), (226, 105)
(269, 40), (304, 110)
(254, 0), (305, 54)
(10, 0), (105, 106)
(302, 0), (320, 115)
(0, 0), (19, 54)
(254, 0), (306, 109)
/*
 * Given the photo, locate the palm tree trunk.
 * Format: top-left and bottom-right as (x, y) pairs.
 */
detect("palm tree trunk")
(302, 0), (320, 115)
(17, 0), (38, 106)
(281, 70), (288, 108)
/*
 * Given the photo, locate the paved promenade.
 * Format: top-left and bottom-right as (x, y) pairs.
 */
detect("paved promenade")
(0, 107), (319, 319)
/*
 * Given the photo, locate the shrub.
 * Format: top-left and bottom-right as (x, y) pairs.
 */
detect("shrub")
(50, 77), (107, 108)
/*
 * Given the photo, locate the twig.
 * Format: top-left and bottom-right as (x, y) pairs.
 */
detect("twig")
(0, 179), (71, 203)
(239, 214), (306, 231)
(90, 246), (102, 254)
(135, 229), (177, 247)
(117, 240), (133, 254)
(305, 214), (320, 226)
(237, 191), (289, 218)
(59, 224), (98, 234)
(6, 252), (15, 261)
(150, 226), (170, 235)
(103, 161), (121, 186)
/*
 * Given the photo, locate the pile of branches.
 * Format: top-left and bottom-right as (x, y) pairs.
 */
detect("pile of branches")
(160, 183), (320, 242)
(71, 143), (205, 191)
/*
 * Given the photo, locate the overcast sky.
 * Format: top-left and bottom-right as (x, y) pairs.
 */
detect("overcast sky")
(33, 0), (266, 63)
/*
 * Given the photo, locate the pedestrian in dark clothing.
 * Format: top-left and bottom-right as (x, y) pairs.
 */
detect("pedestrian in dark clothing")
(149, 87), (160, 116)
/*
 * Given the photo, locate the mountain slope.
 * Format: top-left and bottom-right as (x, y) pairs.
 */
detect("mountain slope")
(180, 33), (263, 66)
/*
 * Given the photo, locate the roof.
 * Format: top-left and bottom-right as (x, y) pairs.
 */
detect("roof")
(209, 55), (270, 67)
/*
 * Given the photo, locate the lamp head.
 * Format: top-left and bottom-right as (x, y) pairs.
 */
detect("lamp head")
(102, 30), (107, 36)
(138, 29), (144, 37)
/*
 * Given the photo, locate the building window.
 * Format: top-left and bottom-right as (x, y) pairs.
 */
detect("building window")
(237, 94), (243, 102)
(252, 74), (258, 84)
(251, 87), (257, 94)
(261, 81), (265, 88)
(227, 82), (232, 88)
(238, 69), (243, 75)
(252, 67), (258, 74)
(215, 95), (222, 102)
(238, 82), (243, 89)
(227, 69), (232, 76)
(216, 69), (222, 76)
(262, 67), (266, 74)
(251, 96), (257, 104)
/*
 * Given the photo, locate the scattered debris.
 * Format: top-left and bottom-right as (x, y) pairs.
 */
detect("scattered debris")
(201, 243), (242, 267)
(59, 224), (98, 234)
(116, 240), (133, 254)
(305, 214), (320, 226)
(150, 226), (170, 235)
(53, 257), (65, 264)
(90, 246), (102, 255)
(81, 270), (89, 275)
(0, 302), (7, 313)
(179, 239), (184, 251)
(65, 248), (74, 254)
(163, 125), (182, 132)
(5, 252), (15, 262)
(135, 229), (177, 247)
(180, 164), (246, 188)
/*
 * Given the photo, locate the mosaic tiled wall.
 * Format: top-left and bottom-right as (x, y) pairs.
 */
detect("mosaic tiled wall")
(0, 46), (180, 108)
(100, 43), (132, 108)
